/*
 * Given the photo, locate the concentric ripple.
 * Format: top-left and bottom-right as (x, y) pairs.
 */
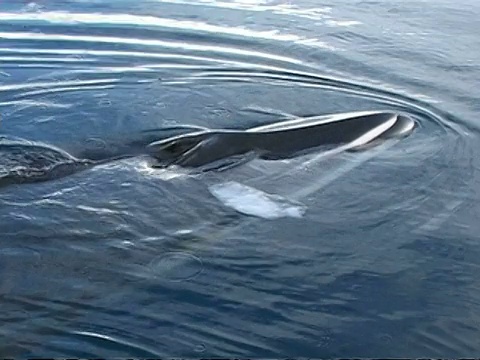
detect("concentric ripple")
(1, 1), (479, 358)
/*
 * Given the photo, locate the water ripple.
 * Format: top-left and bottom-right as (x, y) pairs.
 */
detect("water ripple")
(1, 1), (479, 357)
(0, 11), (330, 47)
(0, 31), (305, 65)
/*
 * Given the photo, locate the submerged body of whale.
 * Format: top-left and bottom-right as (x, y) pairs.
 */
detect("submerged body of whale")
(0, 139), (95, 187)
(0, 111), (415, 187)
(147, 111), (415, 169)
(0, 126), (203, 187)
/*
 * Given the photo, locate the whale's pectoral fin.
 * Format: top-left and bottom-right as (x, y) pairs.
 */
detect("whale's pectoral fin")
(209, 181), (306, 219)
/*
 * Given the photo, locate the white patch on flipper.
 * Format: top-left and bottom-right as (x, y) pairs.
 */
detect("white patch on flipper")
(209, 181), (306, 219)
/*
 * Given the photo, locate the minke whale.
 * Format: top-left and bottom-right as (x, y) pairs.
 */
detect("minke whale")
(0, 111), (415, 187)
(147, 111), (415, 169)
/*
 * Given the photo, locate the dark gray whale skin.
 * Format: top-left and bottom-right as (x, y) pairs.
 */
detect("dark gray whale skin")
(147, 111), (415, 169)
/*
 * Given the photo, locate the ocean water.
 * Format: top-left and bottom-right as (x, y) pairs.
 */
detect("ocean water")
(1, 0), (479, 357)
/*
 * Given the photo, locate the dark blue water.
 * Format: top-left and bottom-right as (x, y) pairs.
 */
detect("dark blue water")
(1, 0), (479, 357)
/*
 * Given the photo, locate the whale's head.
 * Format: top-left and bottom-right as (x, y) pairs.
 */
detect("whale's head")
(147, 129), (255, 169)
(147, 130), (243, 169)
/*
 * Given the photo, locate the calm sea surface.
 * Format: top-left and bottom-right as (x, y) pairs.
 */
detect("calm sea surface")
(0, 0), (479, 357)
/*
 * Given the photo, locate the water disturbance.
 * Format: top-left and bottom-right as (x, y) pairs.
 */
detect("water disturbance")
(0, 0), (479, 357)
